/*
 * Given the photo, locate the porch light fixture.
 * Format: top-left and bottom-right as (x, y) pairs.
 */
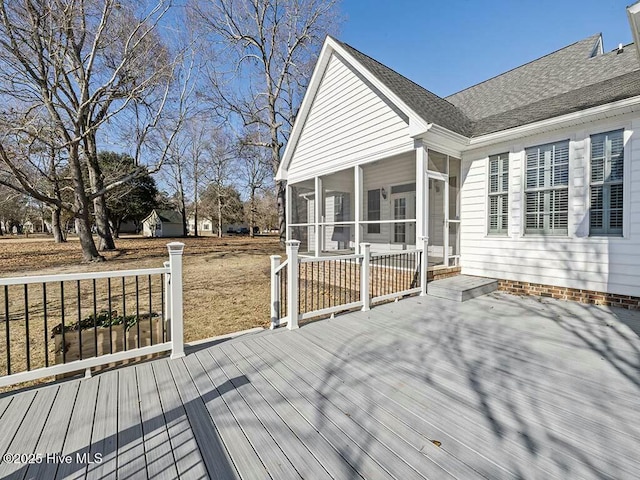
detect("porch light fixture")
(381, 187), (387, 199)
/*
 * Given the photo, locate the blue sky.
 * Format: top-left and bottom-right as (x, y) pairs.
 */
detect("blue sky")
(339, 0), (635, 97)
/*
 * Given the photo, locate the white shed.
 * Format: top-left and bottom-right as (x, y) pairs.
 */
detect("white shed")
(141, 210), (184, 238)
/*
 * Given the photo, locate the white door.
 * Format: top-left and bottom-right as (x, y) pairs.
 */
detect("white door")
(391, 192), (416, 246)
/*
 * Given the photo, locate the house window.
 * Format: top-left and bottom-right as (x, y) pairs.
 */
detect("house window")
(367, 189), (380, 234)
(488, 153), (509, 234)
(524, 140), (569, 235)
(590, 130), (624, 236)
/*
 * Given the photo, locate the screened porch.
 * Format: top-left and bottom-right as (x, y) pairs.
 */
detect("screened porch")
(286, 148), (462, 268)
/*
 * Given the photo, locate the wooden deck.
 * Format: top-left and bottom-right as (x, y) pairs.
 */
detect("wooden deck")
(1, 291), (640, 479)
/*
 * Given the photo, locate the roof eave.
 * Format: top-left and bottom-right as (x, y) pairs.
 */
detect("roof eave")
(467, 95), (640, 149)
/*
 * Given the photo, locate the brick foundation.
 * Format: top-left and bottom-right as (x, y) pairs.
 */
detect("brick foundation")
(428, 266), (461, 282)
(498, 279), (640, 310)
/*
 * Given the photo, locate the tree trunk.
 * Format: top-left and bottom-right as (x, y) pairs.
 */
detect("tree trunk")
(85, 135), (116, 251)
(217, 191), (223, 238)
(51, 207), (66, 243)
(249, 187), (256, 238)
(69, 143), (103, 262)
(93, 195), (116, 250)
(75, 214), (103, 262)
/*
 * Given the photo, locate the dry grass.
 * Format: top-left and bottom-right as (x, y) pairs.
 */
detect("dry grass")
(0, 234), (282, 391)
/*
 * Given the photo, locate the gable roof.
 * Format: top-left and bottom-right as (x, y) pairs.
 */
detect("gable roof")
(332, 38), (472, 136)
(331, 34), (640, 138)
(144, 209), (182, 224)
(447, 35), (640, 134)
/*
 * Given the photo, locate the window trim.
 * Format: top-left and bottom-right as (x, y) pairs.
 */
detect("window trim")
(588, 129), (625, 237)
(487, 152), (510, 235)
(523, 139), (570, 236)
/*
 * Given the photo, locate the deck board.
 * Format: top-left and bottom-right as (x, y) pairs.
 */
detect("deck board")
(1, 291), (640, 479)
(87, 372), (118, 480)
(229, 342), (359, 480)
(211, 346), (333, 480)
(152, 359), (209, 480)
(196, 349), (301, 479)
(167, 356), (241, 480)
(135, 362), (179, 480)
(304, 309), (639, 478)
(117, 366), (147, 480)
(1, 385), (58, 479)
(55, 377), (100, 480)
(25, 381), (80, 480)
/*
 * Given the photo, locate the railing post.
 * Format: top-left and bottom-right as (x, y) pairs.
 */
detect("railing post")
(270, 255), (281, 329)
(419, 236), (429, 296)
(286, 240), (300, 330)
(360, 243), (371, 311)
(167, 242), (185, 358)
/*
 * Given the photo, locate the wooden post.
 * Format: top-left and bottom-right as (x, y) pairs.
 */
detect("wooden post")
(419, 236), (429, 296)
(361, 242), (371, 311)
(354, 165), (363, 254)
(270, 255), (281, 329)
(167, 242), (185, 358)
(286, 240), (300, 329)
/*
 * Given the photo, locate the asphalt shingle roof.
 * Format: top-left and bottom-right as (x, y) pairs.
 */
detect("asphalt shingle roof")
(334, 34), (640, 138)
(333, 37), (473, 136)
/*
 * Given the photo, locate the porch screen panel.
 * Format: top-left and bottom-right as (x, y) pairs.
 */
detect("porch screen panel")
(367, 189), (380, 233)
(524, 141), (569, 235)
(590, 129), (624, 236)
(488, 153), (509, 234)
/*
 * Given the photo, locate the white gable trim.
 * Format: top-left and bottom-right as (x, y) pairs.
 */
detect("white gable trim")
(277, 37), (431, 181)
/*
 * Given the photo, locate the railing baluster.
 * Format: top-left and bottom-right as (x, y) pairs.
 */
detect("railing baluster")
(92, 279), (98, 358)
(61, 282), (66, 364)
(43, 283), (49, 367)
(136, 276), (141, 348)
(122, 276), (127, 351)
(77, 280), (82, 361)
(5, 285), (10, 375)
(148, 275), (153, 346)
(107, 278), (112, 354)
(24, 284), (31, 371)
(160, 274), (165, 342)
(24, 285), (30, 371)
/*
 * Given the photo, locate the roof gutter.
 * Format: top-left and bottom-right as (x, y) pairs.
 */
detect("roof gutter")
(627, 1), (640, 65)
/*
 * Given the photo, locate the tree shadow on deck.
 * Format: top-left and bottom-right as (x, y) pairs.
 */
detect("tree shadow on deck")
(0, 364), (247, 480)
(294, 293), (640, 479)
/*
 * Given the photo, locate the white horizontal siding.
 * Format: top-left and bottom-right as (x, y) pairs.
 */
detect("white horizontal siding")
(361, 153), (415, 247)
(288, 54), (412, 181)
(460, 117), (640, 297)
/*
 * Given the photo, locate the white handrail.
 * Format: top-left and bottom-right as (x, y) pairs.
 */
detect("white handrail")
(0, 267), (169, 286)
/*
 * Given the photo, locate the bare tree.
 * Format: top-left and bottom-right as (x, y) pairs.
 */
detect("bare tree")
(238, 135), (270, 237)
(0, 0), (184, 261)
(190, 0), (341, 244)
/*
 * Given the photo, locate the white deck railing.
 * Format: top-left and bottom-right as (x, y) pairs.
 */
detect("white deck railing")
(0, 242), (185, 388)
(271, 238), (428, 329)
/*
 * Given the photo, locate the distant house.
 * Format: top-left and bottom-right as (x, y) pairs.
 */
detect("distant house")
(187, 215), (213, 235)
(141, 210), (184, 238)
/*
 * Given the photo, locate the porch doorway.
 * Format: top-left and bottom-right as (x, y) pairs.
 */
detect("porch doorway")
(391, 190), (416, 247)
(426, 152), (461, 267)
(428, 177), (446, 265)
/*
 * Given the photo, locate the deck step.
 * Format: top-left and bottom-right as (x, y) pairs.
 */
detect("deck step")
(427, 275), (498, 302)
